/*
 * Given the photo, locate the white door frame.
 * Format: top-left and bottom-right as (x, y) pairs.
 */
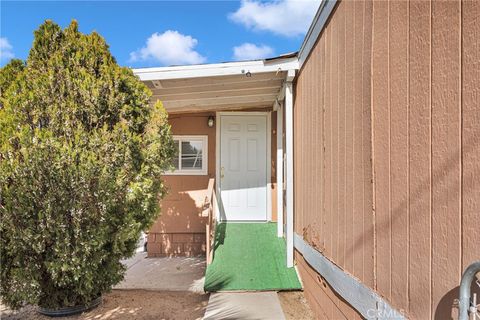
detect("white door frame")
(215, 111), (272, 222)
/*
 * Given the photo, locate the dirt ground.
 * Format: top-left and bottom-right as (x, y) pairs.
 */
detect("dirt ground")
(278, 291), (315, 320)
(1, 290), (210, 320)
(2, 290), (314, 320)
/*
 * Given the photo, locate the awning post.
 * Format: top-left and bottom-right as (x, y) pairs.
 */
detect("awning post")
(285, 75), (294, 268)
(276, 102), (284, 238)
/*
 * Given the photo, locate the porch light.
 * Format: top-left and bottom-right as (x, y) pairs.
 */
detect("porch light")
(207, 116), (215, 128)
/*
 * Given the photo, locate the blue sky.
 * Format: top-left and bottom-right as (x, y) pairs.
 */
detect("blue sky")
(0, 1), (320, 68)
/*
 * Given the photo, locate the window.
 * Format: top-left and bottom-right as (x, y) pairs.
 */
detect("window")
(168, 135), (208, 175)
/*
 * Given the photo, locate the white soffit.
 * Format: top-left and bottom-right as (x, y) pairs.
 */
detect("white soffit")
(133, 57), (299, 113)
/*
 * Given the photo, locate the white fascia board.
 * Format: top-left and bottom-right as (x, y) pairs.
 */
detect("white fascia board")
(132, 57), (299, 81)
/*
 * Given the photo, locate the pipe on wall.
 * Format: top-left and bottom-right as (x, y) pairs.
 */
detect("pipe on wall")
(459, 260), (480, 320)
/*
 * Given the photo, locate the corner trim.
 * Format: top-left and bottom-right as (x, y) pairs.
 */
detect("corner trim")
(298, 0), (338, 68)
(294, 233), (406, 320)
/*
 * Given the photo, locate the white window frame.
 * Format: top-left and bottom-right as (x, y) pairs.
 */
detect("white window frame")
(167, 135), (208, 176)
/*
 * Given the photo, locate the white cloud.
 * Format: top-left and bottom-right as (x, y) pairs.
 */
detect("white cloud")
(129, 30), (206, 66)
(230, 0), (320, 37)
(0, 37), (14, 61)
(233, 43), (274, 61)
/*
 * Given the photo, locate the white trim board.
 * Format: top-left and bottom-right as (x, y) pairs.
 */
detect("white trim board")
(276, 103), (284, 238)
(285, 82), (294, 268)
(133, 58), (299, 81)
(294, 234), (406, 320)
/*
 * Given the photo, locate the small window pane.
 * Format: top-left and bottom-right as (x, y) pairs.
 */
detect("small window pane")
(172, 140), (180, 169)
(181, 140), (203, 170)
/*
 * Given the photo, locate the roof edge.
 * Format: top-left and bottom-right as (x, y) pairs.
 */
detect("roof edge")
(133, 56), (299, 81)
(298, 0), (338, 68)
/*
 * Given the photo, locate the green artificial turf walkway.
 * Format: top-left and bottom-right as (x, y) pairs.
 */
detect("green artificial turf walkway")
(204, 222), (302, 292)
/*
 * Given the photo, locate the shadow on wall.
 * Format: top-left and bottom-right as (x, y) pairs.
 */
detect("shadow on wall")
(343, 128), (480, 316)
(151, 176), (210, 234)
(434, 281), (480, 320)
(346, 134), (479, 261)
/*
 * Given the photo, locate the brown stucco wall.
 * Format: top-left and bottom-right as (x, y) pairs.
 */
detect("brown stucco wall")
(148, 109), (278, 256)
(294, 0), (480, 319)
(148, 112), (215, 257)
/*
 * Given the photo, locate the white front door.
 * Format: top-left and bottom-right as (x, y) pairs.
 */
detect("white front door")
(219, 114), (268, 221)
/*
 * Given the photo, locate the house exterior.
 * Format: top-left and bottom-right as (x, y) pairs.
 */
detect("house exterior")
(133, 0), (480, 319)
(134, 57), (297, 257)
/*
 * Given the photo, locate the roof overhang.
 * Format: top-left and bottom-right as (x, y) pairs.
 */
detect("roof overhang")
(130, 0), (339, 113)
(133, 57), (299, 113)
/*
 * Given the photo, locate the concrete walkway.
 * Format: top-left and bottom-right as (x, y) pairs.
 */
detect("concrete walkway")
(203, 292), (286, 320)
(115, 252), (206, 293)
(115, 252), (287, 319)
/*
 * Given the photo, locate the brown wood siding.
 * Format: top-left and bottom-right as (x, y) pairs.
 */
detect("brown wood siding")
(294, 1), (480, 319)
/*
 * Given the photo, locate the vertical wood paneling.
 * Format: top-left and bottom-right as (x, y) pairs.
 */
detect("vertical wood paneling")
(295, 1), (479, 319)
(294, 1), (375, 317)
(352, 0), (365, 283)
(347, 1), (365, 281)
(431, 1), (462, 318)
(372, 0), (391, 298)
(318, 36), (326, 252)
(331, 11), (340, 264)
(388, 0), (409, 312)
(461, 0), (480, 272)
(362, 0), (375, 290)
(337, 2), (347, 268)
(309, 48), (317, 246)
(293, 69), (301, 236)
(345, 0), (354, 274)
(408, 1), (432, 318)
(305, 55), (311, 237)
(324, 24), (333, 259)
